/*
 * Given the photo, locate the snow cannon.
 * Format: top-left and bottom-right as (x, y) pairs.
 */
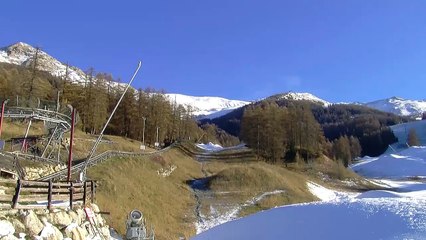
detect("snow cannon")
(125, 209), (155, 240)
(129, 210), (143, 226)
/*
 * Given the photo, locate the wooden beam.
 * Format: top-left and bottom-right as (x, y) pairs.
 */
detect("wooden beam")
(47, 180), (52, 210)
(12, 179), (22, 209)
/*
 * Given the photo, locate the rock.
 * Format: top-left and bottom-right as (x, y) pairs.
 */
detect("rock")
(0, 220), (15, 237)
(75, 209), (86, 224)
(47, 211), (72, 227)
(99, 226), (110, 239)
(39, 218), (63, 240)
(9, 218), (25, 235)
(64, 226), (87, 240)
(68, 211), (80, 225)
(0, 234), (19, 240)
(90, 204), (100, 213)
(20, 210), (43, 236)
(96, 215), (105, 227)
(34, 209), (49, 215)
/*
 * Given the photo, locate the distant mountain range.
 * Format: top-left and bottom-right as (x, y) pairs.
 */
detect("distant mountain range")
(164, 93), (249, 118)
(1, 42), (425, 119)
(364, 97), (426, 118)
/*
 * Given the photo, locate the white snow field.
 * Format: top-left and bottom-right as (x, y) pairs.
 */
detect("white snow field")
(192, 147), (426, 240)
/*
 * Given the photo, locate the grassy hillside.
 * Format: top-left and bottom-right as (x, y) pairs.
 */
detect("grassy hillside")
(87, 148), (204, 240)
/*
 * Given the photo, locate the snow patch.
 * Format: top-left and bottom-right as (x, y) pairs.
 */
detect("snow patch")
(196, 142), (223, 151)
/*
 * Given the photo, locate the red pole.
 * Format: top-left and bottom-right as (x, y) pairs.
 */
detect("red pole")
(67, 108), (76, 182)
(0, 100), (6, 139)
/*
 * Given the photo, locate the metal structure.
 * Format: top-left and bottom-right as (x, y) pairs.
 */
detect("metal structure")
(67, 107), (76, 181)
(81, 61), (142, 181)
(37, 144), (174, 181)
(1, 106), (73, 162)
(125, 209), (155, 240)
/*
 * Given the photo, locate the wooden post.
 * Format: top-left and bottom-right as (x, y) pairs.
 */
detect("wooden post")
(69, 182), (73, 210)
(83, 181), (87, 206)
(12, 179), (22, 209)
(90, 180), (95, 203)
(47, 180), (53, 210)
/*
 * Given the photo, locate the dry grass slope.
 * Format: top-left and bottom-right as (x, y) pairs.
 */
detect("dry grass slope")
(207, 161), (317, 217)
(88, 148), (204, 240)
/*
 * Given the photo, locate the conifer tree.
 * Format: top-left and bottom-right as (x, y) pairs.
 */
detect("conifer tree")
(407, 128), (420, 146)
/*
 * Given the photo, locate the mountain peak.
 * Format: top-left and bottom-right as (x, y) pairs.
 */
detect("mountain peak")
(4, 42), (37, 54)
(9, 41), (33, 48)
(389, 96), (404, 101)
(271, 92), (331, 106)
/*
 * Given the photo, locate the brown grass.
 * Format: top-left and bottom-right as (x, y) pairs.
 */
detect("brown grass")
(88, 148), (203, 240)
(207, 161), (317, 217)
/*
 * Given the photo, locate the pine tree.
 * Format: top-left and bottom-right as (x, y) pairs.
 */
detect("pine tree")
(407, 128), (420, 146)
(333, 135), (351, 167)
(349, 136), (362, 159)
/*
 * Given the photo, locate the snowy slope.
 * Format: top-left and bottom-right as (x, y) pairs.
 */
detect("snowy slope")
(192, 148), (426, 239)
(389, 120), (426, 150)
(165, 93), (250, 118)
(352, 147), (426, 178)
(365, 97), (426, 117)
(272, 92), (331, 106)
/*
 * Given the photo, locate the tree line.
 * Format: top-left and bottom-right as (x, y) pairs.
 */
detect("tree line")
(239, 101), (363, 166)
(0, 62), (238, 147)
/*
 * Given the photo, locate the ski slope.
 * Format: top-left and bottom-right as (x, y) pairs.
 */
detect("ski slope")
(389, 120), (426, 150)
(192, 147), (426, 240)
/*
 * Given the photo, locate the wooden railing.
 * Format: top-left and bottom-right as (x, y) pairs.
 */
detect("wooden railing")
(0, 178), (96, 210)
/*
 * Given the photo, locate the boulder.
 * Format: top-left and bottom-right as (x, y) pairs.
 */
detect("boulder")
(0, 220), (15, 237)
(9, 218), (25, 235)
(64, 226), (87, 240)
(47, 211), (72, 227)
(90, 203), (100, 213)
(75, 209), (86, 224)
(40, 218), (63, 240)
(20, 210), (43, 236)
(68, 211), (80, 225)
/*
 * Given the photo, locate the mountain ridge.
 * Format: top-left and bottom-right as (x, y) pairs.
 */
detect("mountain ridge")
(1, 42), (425, 118)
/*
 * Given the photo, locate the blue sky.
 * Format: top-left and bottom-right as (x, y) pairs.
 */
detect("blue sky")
(1, 1), (426, 102)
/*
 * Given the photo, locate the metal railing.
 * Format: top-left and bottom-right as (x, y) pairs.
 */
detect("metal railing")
(38, 145), (174, 181)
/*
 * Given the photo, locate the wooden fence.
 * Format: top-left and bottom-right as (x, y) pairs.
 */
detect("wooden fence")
(0, 178), (96, 210)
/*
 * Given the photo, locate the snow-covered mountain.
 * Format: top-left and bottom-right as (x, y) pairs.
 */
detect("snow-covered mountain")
(270, 92), (331, 107)
(165, 93), (250, 118)
(0, 42), (87, 84)
(0, 42), (249, 118)
(2, 42), (425, 119)
(365, 97), (426, 117)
